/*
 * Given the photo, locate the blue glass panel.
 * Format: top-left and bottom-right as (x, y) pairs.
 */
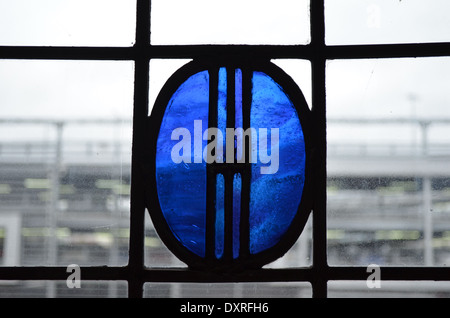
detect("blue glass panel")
(233, 70), (243, 259)
(155, 71), (209, 257)
(235, 69), (243, 131)
(235, 69), (243, 162)
(249, 71), (305, 254)
(233, 173), (242, 259)
(217, 67), (227, 162)
(154, 66), (306, 262)
(215, 173), (225, 259)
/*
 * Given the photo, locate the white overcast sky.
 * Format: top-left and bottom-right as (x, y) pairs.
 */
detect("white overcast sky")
(0, 0), (449, 143)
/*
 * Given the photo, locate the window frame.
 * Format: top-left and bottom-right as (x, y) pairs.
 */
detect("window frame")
(0, 0), (449, 298)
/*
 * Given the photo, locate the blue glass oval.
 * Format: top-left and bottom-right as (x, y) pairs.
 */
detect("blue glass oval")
(155, 67), (306, 262)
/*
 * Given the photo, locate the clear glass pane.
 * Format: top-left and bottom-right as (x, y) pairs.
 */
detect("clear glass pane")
(325, 0), (450, 45)
(326, 57), (450, 266)
(263, 214), (312, 268)
(328, 281), (450, 298)
(144, 282), (311, 298)
(0, 60), (134, 266)
(145, 208), (312, 268)
(149, 59), (192, 116)
(271, 59), (312, 110)
(150, 0), (310, 45)
(0, 0), (136, 46)
(0, 280), (127, 298)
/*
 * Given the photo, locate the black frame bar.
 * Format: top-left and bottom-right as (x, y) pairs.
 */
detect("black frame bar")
(1, 266), (449, 283)
(2, 42), (450, 60)
(0, 0), (449, 298)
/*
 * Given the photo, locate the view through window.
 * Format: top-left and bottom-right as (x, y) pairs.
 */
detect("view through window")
(0, 0), (449, 299)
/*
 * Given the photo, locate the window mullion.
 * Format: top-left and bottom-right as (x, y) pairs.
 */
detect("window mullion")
(310, 0), (328, 298)
(127, 0), (151, 298)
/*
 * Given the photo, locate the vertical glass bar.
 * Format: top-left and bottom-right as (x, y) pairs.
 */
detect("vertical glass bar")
(233, 69), (243, 258)
(218, 67), (227, 163)
(233, 173), (242, 259)
(235, 69), (243, 160)
(215, 173), (225, 259)
(234, 69), (244, 162)
(235, 69), (243, 126)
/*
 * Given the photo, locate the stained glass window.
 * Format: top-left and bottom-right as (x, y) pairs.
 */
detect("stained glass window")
(147, 60), (312, 270)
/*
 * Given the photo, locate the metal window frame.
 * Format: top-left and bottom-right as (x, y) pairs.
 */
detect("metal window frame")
(0, 0), (449, 298)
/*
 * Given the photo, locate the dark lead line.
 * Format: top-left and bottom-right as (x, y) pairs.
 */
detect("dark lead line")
(239, 66), (252, 259)
(223, 66), (236, 262)
(206, 67), (219, 262)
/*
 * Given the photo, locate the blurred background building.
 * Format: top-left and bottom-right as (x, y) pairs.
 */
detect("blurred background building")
(0, 116), (449, 298)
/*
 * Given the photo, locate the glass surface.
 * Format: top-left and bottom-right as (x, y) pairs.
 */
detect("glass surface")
(145, 203), (313, 268)
(156, 71), (210, 257)
(0, 0), (136, 46)
(144, 282), (312, 298)
(235, 69), (243, 129)
(0, 60), (134, 268)
(271, 60), (312, 110)
(232, 174), (242, 259)
(0, 281), (127, 298)
(326, 57), (450, 266)
(0, 231), (4, 265)
(218, 67), (227, 158)
(328, 281), (450, 298)
(215, 174), (225, 259)
(249, 71), (305, 254)
(155, 66), (306, 261)
(151, 0), (310, 45)
(149, 59), (193, 116)
(326, 0), (450, 45)
(145, 212), (187, 268)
